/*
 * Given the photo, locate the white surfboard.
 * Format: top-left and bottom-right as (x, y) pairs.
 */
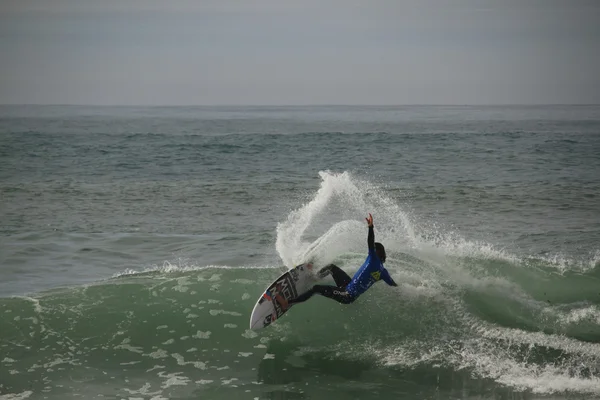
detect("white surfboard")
(249, 262), (317, 330)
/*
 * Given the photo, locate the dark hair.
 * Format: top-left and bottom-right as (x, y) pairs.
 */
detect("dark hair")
(375, 242), (386, 262)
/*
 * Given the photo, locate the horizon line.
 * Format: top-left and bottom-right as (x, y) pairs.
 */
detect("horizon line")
(1, 103), (599, 107)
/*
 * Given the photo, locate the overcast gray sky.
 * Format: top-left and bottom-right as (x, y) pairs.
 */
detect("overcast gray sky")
(1, 0), (599, 105)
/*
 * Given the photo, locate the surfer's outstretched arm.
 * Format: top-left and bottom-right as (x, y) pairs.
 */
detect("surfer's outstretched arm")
(381, 268), (398, 287)
(366, 213), (375, 250)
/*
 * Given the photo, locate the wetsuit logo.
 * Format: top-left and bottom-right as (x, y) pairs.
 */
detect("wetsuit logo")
(370, 271), (381, 281)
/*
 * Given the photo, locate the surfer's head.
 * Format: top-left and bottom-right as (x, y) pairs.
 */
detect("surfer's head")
(375, 242), (386, 262)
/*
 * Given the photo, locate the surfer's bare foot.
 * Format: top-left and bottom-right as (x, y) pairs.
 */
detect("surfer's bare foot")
(274, 284), (289, 310)
(274, 294), (289, 310)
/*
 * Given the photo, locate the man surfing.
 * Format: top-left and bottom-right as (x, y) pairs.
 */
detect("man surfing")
(285, 213), (397, 307)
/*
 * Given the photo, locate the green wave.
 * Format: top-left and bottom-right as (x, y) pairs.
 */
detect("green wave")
(1, 256), (599, 399)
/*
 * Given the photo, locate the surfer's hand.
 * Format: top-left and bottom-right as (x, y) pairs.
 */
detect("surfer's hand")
(366, 213), (373, 227)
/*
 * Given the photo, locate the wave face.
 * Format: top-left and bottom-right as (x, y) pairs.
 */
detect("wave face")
(2, 171), (599, 400)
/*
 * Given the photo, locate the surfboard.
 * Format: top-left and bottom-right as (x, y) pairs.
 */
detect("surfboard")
(249, 262), (316, 330)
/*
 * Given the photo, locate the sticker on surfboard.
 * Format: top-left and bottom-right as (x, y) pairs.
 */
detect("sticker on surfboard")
(249, 262), (316, 330)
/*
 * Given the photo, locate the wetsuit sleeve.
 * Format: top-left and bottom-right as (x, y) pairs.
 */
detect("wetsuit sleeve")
(368, 226), (375, 251)
(381, 268), (398, 287)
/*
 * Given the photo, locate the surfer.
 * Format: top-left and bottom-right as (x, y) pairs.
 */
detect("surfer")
(287, 213), (397, 306)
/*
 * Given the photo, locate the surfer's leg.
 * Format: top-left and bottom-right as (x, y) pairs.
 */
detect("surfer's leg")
(329, 266), (352, 288)
(317, 264), (352, 287)
(288, 287), (316, 305)
(312, 285), (356, 305)
(289, 283), (356, 306)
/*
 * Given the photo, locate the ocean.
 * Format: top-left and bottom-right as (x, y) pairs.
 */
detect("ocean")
(0, 105), (599, 399)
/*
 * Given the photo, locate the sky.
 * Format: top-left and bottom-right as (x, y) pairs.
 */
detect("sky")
(1, 0), (599, 105)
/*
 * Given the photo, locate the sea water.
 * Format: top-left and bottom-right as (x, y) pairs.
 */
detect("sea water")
(1, 105), (599, 399)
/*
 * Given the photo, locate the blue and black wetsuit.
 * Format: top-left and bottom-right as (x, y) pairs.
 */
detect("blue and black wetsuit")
(290, 225), (397, 305)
